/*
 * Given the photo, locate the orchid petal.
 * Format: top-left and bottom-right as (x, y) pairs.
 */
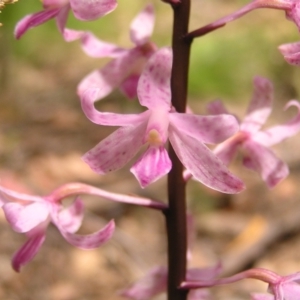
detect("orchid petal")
(77, 48), (143, 101)
(79, 32), (126, 58)
(169, 113), (239, 144)
(253, 100), (300, 147)
(55, 5), (71, 38)
(240, 77), (273, 133)
(119, 74), (140, 99)
(120, 266), (167, 300)
(213, 134), (241, 165)
(137, 47), (172, 110)
(130, 4), (155, 46)
(14, 8), (61, 39)
(279, 41), (300, 66)
(57, 197), (84, 233)
(3, 202), (50, 233)
(130, 146), (172, 188)
(169, 128), (245, 194)
(12, 231), (46, 272)
(59, 219), (115, 249)
(80, 88), (150, 126)
(206, 99), (230, 115)
(69, 0), (117, 21)
(242, 141), (289, 188)
(82, 123), (147, 174)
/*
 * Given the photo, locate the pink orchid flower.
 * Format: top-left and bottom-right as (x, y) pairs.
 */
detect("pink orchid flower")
(0, 182), (166, 272)
(120, 264), (221, 300)
(14, 0), (117, 40)
(80, 47), (244, 193)
(251, 272), (300, 300)
(207, 76), (300, 188)
(77, 4), (157, 101)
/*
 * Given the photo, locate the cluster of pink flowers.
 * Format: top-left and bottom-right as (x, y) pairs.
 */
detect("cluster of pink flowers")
(4, 0), (300, 299)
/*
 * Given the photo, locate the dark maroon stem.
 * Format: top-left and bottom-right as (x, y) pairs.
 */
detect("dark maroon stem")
(165, 0), (192, 299)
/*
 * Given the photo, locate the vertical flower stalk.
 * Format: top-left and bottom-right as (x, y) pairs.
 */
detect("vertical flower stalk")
(165, 0), (192, 299)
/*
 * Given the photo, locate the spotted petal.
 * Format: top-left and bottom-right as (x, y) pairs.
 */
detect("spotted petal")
(169, 127), (245, 194)
(137, 47), (172, 110)
(169, 113), (239, 144)
(82, 123), (147, 174)
(69, 0), (117, 21)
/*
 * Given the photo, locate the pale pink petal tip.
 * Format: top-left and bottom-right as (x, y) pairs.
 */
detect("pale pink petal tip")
(69, 0), (117, 21)
(130, 4), (155, 46)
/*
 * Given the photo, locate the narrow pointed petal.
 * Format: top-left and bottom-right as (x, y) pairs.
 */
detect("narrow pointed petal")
(82, 123), (147, 174)
(207, 99), (230, 115)
(169, 113), (239, 144)
(3, 202), (49, 233)
(242, 141), (289, 188)
(119, 74), (140, 99)
(253, 100), (300, 147)
(12, 232), (46, 272)
(131, 146), (171, 188)
(240, 77), (273, 133)
(169, 128), (245, 194)
(279, 42), (300, 66)
(137, 47), (172, 110)
(14, 9), (60, 39)
(77, 48), (142, 101)
(69, 0), (117, 21)
(130, 4), (155, 46)
(59, 220), (115, 249)
(48, 182), (167, 210)
(57, 197), (84, 233)
(79, 32), (126, 58)
(80, 88), (150, 126)
(120, 266), (167, 300)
